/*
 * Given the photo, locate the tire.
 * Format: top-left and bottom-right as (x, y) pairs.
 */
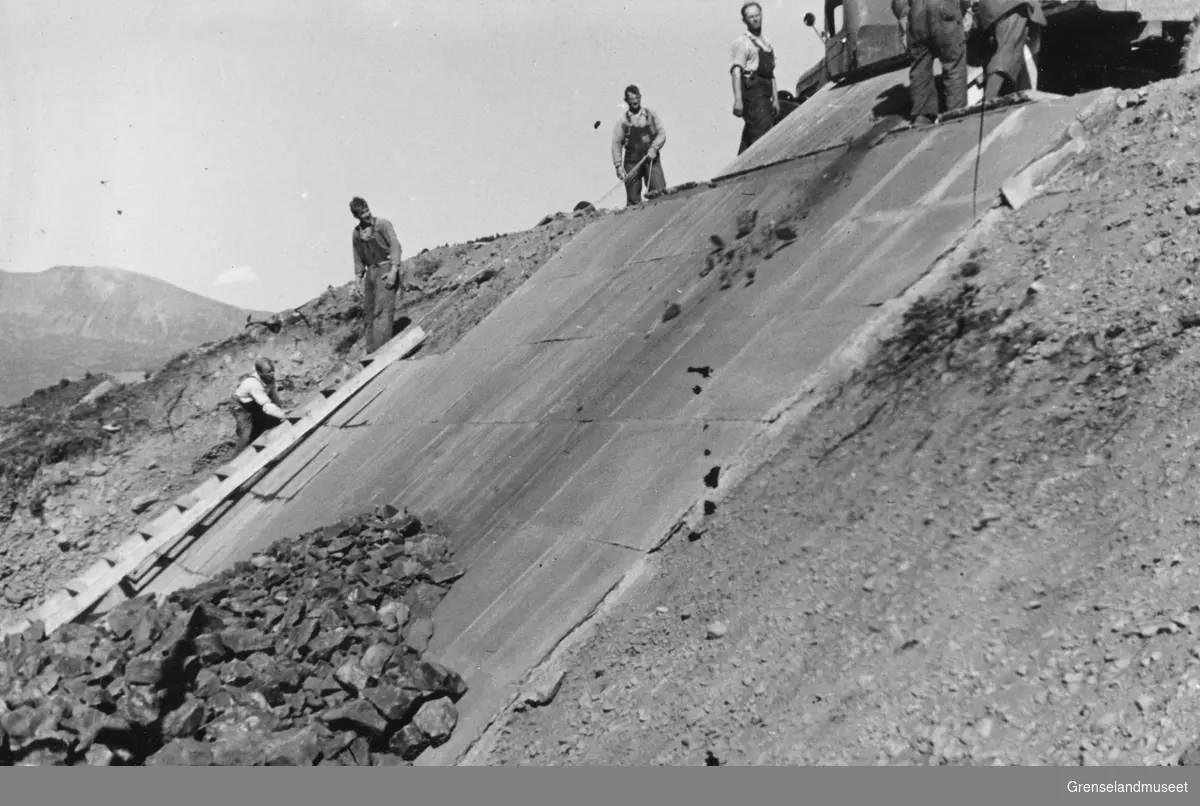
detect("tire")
(1180, 12), (1200, 75)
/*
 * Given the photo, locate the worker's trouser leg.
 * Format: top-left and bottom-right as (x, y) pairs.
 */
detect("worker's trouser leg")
(231, 399), (254, 453)
(909, 15), (967, 119)
(909, 40), (939, 119)
(231, 398), (279, 453)
(361, 265), (378, 340)
(985, 10), (1032, 101)
(623, 156), (666, 206)
(738, 75), (776, 155)
(363, 262), (398, 354)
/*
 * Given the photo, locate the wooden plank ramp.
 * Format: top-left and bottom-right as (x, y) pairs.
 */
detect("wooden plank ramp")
(1, 327), (426, 639)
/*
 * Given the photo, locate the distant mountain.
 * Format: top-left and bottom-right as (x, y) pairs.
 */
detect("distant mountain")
(0, 266), (268, 406)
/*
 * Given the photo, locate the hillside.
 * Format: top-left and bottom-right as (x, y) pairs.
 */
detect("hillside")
(485, 77), (1200, 766)
(7, 72), (1200, 768)
(0, 265), (267, 405)
(0, 209), (599, 620)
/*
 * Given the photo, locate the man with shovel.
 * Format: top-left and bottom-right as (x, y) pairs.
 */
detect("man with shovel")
(611, 84), (667, 207)
(349, 196), (404, 353)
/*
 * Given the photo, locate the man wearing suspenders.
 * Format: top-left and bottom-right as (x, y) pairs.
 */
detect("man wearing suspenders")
(730, 2), (779, 155)
(349, 196), (404, 354)
(611, 84), (668, 207)
(230, 357), (287, 454)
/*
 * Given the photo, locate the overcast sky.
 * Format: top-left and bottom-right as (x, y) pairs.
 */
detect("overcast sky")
(1, 0), (825, 312)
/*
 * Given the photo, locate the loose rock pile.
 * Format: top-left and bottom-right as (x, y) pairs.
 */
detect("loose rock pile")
(0, 505), (469, 765)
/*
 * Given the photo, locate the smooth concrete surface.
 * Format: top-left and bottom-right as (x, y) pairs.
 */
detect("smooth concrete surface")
(139, 73), (1101, 764)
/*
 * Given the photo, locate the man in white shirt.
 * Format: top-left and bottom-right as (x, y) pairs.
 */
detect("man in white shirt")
(730, 2), (780, 155)
(231, 357), (287, 453)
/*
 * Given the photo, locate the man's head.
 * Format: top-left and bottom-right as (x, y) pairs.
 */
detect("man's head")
(624, 84), (641, 113)
(349, 196), (372, 224)
(254, 357), (276, 384)
(741, 2), (763, 33)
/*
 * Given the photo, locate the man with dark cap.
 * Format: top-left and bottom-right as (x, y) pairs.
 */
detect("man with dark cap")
(231, 357), (287, 453)
(730, 2), (780, 154)
(350, 196), (404, 353)
(611, 84), (668, 207)
(894, 0), (970, 125)
(976, 0), (1045, 101)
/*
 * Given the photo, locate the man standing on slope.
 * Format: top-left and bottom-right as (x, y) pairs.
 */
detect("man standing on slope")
(976, 0), (1045, 101)
(894, 0), (969, 125)
(612, 85), (667, 207)
(730, 2), (779, 155)
(231, 357), (287, 454)
(350, 196), (404, 354)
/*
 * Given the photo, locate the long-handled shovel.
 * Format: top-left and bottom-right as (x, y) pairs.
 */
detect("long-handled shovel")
(595, 152), (652, 207)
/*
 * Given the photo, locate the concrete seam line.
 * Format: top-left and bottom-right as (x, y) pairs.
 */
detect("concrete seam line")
(703, 206), (1009, 516)
(454, 206), (1020, 766)
(709, 108), (1095, 503)
(455, 566), (642, 766)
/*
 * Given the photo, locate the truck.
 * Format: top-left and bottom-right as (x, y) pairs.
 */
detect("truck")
(790, 0), (1200, 106)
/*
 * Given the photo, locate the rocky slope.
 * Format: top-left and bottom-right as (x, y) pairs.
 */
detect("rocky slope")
(0, 507), (471, 766)
(485, 76), (1200, 766)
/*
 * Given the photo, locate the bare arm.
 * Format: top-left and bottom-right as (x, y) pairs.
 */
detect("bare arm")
(731, 37), (748, 117)
(248, 378), (286, 419)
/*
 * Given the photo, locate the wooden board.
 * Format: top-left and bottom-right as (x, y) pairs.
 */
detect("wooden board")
(2, 327), (426, 638)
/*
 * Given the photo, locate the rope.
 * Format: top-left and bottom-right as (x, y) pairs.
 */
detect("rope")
(972, 79), (986, 219)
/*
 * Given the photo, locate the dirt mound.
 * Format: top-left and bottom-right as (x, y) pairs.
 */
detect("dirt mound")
(486, 76), (1200, 766)
(0, 506), (468, 766)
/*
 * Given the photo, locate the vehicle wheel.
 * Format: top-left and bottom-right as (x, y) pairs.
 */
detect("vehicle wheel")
(1179, 12), (1200, 74)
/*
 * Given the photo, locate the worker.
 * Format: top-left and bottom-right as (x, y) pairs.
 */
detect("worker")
(730, 2), (779, 155)
(896, 0), (970, 125)
(349, 196), (404, 354)
(976, 0), (1045, 101)
(611, 85), (667, 207)
(231, 357), (287, 453)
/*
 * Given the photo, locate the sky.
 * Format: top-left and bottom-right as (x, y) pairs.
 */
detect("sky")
(1, 0), (827, 312)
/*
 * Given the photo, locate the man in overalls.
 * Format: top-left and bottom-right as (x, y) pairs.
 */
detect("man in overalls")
(730, 2), (779, 155)
(611, 84), (667, 207)
(902, 0), (970, 125)
(349, 196), (403, 354)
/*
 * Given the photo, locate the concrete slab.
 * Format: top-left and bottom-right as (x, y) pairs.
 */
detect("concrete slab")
(717, 69), (910, 178)
(137, 86), (1102, 766)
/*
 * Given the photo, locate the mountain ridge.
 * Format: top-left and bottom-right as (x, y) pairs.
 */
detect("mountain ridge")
(0, 264), (268, 405)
